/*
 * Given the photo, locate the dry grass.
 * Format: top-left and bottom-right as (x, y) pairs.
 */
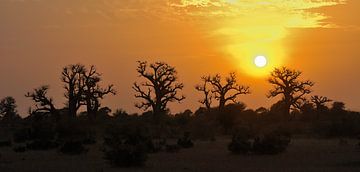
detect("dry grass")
(1, 138), (360, 172)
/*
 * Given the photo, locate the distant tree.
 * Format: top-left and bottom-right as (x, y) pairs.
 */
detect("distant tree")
(195, 76), (213, 110)
(133, 61), (185, 119)
(268, 67), (314, 119)
(61, 64), (86, 118)
(205, 72), (250, 110)
(25, 85), (58, 116)
(297, 100), (315, 119)
(331, 101), (346, 114)
(82, 65), (116, 120)
(311, 95), (332, 119)
(0, 96), (19, 121)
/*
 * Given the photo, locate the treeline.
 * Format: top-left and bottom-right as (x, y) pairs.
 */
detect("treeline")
(0, 61), (359, 136)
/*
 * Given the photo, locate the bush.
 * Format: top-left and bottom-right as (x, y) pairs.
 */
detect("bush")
(104, 143), (148, 167)
(59, 140), (88, 155)
(82, 132), (97, 145)
(228, 127), (253, 154)
(228, 134), (252, 154)
(13, 146), (26, 153)
(228, 128), (291, 155)
(177, 132), (194, 148)
(13, 128), (31, 143)
(165, 144), (181, 153)
(26, 140), (59, 150)
(252, 131), (291, 155)
(147, 138), (166, 153)
(103, 123), (149, 167)
(0, 139), (12, 147)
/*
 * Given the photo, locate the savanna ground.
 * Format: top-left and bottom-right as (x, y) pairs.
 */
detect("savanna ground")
(1, 137), (360, 172)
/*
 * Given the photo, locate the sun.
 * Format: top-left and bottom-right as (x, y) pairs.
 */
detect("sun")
(254, 55), (267, 68)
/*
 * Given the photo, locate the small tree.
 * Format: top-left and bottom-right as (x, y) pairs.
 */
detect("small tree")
(268, 67), (314, 119)
(133, 61), (185, 119)
(205, 72), (250, 110)
(82, 65), (116, 120)
(25, 85), (58, 116)
(0, 96), (19, 121)
(311, 95), (332, 120)
(195, 76), (213, 110)
(61, 64), (86, 118)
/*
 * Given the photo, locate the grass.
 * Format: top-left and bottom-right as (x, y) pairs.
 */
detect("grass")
(1, 137), (360, 172)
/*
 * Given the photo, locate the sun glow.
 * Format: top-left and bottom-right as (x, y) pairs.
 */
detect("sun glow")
(169, 0), (345, 77)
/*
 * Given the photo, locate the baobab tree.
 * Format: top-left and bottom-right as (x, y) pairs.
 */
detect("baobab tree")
(205, 72), (250, 110)
(83, 65), (116, 120)
(25, 85), (58, 116)
(311, 95), (332, 119)
(133, 61), (185, 119)
(61, 64), (86, 118)
(268, 67), (314, 118)
(195, 76), (213, 110)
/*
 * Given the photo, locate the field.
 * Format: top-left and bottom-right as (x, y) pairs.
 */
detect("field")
(1, 137), (360, 172)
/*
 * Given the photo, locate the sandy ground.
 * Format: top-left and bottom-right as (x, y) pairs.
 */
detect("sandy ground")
(1, 138), (360, 172)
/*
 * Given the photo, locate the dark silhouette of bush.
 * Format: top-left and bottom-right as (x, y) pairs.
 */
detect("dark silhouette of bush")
(253, 131), (291, 155)
(13, 128), (31, 143)
(228, 127), (291, 155)
(103, 123), (150, 167)
(13, 146), (26, 153)
(82, 132), (97, 145)
(26, 140), (59, 150)
(0, 139), (12, 147)
(177, 132), (194, 148)
(165, 144), (181, 153)
(59, 140), (88, 155)
(228, 133), (252, 154)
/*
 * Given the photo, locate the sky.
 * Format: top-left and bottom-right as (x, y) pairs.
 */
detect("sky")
(0, 0), (359, 116)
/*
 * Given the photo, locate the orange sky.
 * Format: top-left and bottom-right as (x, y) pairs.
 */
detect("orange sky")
(0, 0), (359, 116)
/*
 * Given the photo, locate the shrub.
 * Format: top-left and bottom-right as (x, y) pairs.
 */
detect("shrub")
(165, 144), (181, 153)
(82, 132), (97, 145)
(104, 143), (148, 167)
(13, 146), (26, 153)
(177, 132), (194, 148)
(26, 140), (59, 150)
(228, 127), (253, 154)
(0, 139), (12, 147)
(59, 140), (88, 155)
(252, 131), (291, 155)
(228, 134), (252, 154)
(228, 128), (291, 155)
(13, 128), (31, 143)
(103, 123), (149, 167)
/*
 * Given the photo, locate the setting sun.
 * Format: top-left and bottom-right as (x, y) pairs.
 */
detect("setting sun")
(254, 56), (267, 68)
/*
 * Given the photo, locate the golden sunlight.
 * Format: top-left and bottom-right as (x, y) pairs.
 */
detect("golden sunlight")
(170, 0), (345, 77)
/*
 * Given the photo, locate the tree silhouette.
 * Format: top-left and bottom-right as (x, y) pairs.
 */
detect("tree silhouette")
(195, 76), (213, 110)
(61, 64), (86, 118)
(268, 67), (314, 118)
(311, 95), (332, 119)
(133, 61), (185, 118)
(25, 85), (58, 116)
(83, 65), (116, 120)
(0, 96), (18, 121)
(205, 72), (250, 110)
(331, 101), (346, 113)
